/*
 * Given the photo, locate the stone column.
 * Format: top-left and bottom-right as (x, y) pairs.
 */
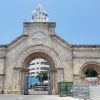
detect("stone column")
(54, 68), (64, 94)
(0, 57), (5, 94)
(50, 68), (57, 95)
(57, 68), (64, 82)
(13, 68), (22, 94)
(13, 67), (29, 94)
(73, 74), (83, 85)
(0, 74), (5, 94)
(80, 74), (86, 84)
(98, 75), (100, 85)
(21, 68), (29, 95)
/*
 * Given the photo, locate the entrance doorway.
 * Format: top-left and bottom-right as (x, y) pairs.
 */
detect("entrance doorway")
(24, 58), (50, 95)
(21, 52), (57, 95)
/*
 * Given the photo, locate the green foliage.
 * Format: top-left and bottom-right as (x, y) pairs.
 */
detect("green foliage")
(85, 69), (98, 77)
(36, 71), (48, 82)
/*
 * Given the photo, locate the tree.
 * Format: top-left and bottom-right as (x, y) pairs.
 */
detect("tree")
(36, 71), (48, 82)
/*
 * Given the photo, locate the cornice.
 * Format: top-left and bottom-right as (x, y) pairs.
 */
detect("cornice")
(0, 74), (5, 76)
(0, 45), (7, 52)
(0, 35), (28, 53)
(7, 35), (28, 51)
(0, 47), (6, 51)
(0, 45), (7, 47)
(73, 49), (100, 52)
(13, 67), (29, 71)
(50, 34), (72, 51)
(7, 34), (28, 46)
(72, 44), (100, 48)
(0, 57), (6, 59)
(24, 22), (56, 27)
(73, 57), (100, 59)
(72, 44), (100, 52)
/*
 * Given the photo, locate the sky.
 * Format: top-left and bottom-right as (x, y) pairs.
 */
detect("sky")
(0, 0), (100, 45)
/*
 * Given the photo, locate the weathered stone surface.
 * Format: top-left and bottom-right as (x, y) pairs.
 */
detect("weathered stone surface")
(0, 9), (100, 94)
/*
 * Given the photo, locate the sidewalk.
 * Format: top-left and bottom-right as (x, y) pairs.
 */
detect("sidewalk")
(0, 95), (85, 100)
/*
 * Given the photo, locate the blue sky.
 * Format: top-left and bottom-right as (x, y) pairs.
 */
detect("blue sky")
(0, 0), (100, 44)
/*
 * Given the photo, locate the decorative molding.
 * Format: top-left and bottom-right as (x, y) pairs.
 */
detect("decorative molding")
(8, 35), (28, 46)
(73, 57), (100, 59)
(24, 22), (56, 33)
(0, 47), (6, 52)
(7, 35), (28, 52)
(50, 34), (71, 51)
(20, 44), (59, 58)
(13, 67), (29, 72)
(72, 45), (100, 52)
(0, 45), (7, 48)
(16, 44), (61, 70)
(73, 49), (100, 52)
(73, 74), (81, 76)
(80, 74), (86, 78)
(72, 45), (100, 48)
(79, 61), (100, 75)
(0, 57), (6, 59)
(0, 74), (5, 76)
(32, 32), (47, 39)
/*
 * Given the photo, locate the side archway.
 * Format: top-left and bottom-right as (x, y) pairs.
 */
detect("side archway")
(80, 61), (100, 85)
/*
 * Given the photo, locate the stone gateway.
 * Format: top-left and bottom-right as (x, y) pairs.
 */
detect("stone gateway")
(0, 5), (100, 94)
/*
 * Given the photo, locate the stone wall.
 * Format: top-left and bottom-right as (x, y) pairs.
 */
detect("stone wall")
(0, 45), (6, 93)
(72, 45), (100, 84)
(0, 22), (100, 94)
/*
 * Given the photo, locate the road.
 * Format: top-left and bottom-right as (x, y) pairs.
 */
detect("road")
(0, 95), (83, 100)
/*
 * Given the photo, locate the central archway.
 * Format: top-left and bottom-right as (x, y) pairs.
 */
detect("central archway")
(15, 45), (63, 95)
(20, 52), (57, 95)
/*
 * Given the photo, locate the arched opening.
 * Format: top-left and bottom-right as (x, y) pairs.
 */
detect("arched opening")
(21, 52), (57, 95)
(81, 63), (100, 85)
(27, 58), (50, 95)
(85, 69), (98, 77)
(84, 69), (98, 85)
